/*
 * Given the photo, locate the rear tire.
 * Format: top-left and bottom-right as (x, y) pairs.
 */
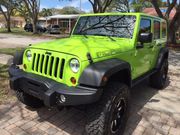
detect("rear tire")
(150, 59), (168, 89)
(15, 90), (44, 108)
(85, 82), (130, 135)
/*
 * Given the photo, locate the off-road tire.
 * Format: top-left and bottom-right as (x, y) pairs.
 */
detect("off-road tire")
(85, 82), (130, 135)
(15, 90), (44, 108)
(150, 59), (168, 89)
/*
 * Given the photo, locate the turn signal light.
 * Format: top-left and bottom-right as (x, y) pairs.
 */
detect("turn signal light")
(23, 64), (27, 69)
(70, 77), (76, 84)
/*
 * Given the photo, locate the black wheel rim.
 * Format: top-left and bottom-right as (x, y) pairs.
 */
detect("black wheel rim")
(110, 99), (126, 134)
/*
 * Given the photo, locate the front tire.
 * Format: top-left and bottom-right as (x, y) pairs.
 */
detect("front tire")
(85, 82), (130, 135)
(150, 59), (168, 89)
(15, 90), (44, 108)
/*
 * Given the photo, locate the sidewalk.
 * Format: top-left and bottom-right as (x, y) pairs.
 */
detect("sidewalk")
(0, 54), (13, 65)
(0, 33), (68, 49)
(0, 33), (50, 49)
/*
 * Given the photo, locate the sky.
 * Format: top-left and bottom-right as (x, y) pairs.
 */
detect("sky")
(41, 0), (92, 12)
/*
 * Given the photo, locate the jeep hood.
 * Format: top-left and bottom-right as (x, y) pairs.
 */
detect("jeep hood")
(30, 36), (134, 61)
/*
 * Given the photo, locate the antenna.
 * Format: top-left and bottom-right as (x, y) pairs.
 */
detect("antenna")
(80, 0), (82, 12)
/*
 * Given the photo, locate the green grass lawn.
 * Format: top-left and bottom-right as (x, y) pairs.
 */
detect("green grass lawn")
(0, 47), (24, 55)
(0, 64), (16, 104)
(0, 28), (44, 37)
(0, 28), (62, 39)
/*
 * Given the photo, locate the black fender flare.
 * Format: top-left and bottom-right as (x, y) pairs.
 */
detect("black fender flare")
(155, 47), (169, 69)
(78, 59), (131, 87)
(13, 49), (25, 65)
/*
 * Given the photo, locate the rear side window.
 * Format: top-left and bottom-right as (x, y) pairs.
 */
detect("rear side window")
(162, 22), (167, 38)
(154, 21), (160, 39)
(139, 19), (151, 34)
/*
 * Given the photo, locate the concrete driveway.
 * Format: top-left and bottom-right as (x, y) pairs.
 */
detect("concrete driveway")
(0, 33), (51, 65)
(0, 33), (51, 49)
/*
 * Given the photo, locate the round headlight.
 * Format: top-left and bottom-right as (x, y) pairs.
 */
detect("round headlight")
(26, 50), (32, 61)
(69, 59), (80, 73)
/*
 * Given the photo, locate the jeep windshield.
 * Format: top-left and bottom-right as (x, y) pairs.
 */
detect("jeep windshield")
(73, 15), (136, 39)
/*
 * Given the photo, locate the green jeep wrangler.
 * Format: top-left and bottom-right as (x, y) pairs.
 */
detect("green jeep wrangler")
(9, 13), (168, 135)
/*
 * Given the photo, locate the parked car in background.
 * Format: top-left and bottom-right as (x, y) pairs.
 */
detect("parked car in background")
(47, 24), (60, 34)
(24, 23), (46, 33)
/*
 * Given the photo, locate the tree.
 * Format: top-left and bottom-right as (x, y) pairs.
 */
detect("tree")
(22, 0), (40, 34)
(15, 2), (30, 23)
(39, 8), (52, 17)
(0, 0), (16, 32)
(108, 0), (130, 12)
(49, 8), (61, 15)
(131, 0), (144, 12)
(131, 0), (153, 12)
(108, 0), (153, 13)
(88, 0), (113, 13)
(150, 0), (180, 44)
(59, 6), (84, 14)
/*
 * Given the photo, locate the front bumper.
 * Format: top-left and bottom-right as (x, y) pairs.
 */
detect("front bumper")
(9, 65), (102, 107)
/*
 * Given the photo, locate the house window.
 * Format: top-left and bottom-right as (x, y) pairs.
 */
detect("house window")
(59, 19), (69, 28)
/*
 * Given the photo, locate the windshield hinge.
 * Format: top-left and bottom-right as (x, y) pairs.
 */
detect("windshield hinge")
(87, 53), (93, 64)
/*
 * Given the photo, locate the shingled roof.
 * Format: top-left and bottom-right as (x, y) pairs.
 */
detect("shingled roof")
(143, 7), (176, 20)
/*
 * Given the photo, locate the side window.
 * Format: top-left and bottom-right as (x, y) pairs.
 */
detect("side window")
(139, 19), (151, 34)
(162, 21), (167, 38)
(154, 21), (160, 39)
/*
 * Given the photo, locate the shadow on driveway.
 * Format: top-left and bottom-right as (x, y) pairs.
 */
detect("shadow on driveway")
(30, 79), (171, 134)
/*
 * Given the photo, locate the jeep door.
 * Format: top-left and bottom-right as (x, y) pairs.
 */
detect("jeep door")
(135, 17), (152, 76)
(150, 20), (167, 69)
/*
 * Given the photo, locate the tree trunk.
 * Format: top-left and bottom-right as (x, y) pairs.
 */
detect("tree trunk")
(89, 0), (113, 13)
(168, 25), (176, 44)
(7, 13), (11, 32)
(32, 20), (37, 34)
(167, 7), (180, 44)
(93, 7), (99, 13)
(32, 15), (38, 34)
(7, 19), (11, 32)
(24, 18), (28, 24)
(0, 6), (11, 32)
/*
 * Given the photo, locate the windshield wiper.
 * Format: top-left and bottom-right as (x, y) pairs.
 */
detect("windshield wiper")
(107, 35), (116, 41)
(77, 31), (88, 38)
(82, 33), (88, 38)
(96, 34), (116, 41)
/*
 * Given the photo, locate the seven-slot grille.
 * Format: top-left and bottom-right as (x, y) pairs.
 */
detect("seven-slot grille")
(32, 53), (65, 79)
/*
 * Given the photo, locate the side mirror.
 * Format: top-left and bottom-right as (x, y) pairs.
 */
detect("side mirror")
(139, 32), (152, 43)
